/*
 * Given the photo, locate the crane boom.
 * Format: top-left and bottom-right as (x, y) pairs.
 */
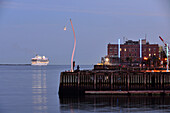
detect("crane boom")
(159, 36), (170, 50)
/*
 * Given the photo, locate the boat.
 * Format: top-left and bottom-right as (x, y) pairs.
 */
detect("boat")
(31, 55), (49, 66)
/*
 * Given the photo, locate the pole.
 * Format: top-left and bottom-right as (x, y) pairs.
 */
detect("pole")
(118, 39), (120, 63)
(70, 19), (76, 72)
(140, 39), (142, 67)
(167, 44), (169, 72)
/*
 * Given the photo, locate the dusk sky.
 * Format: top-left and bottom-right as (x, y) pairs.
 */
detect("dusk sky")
(0, 0), (170, 65)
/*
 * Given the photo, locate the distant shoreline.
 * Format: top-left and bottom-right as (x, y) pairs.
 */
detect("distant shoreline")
(0, 64), (94, 66)
(0, 64), (31, 66)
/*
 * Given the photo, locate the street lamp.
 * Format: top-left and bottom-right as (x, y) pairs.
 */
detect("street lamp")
(64, 19), (76, 72)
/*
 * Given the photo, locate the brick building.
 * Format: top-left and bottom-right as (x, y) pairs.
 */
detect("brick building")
(105, 39), (159, 65)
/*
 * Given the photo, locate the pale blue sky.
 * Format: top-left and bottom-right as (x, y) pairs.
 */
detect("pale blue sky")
(0, 0), (170, 65)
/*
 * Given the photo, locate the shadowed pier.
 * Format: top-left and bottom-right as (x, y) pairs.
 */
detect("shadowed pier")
(59, 66), (170, 96)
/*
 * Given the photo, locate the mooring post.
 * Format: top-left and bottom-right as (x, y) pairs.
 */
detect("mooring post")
(94, 72), (96, 90)
(160, 72), (162, 89)
(144, 72), (146, 89)
(60, 72), (63, 88)
(111, 72), (113, 90)
(78, 72), (80, 88)
(163, 73), (165, 89)
(127, 72), (129, 91)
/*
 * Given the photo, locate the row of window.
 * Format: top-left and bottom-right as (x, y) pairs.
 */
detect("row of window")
(109, 48), (157, 52)
(110, 52), (157, 57)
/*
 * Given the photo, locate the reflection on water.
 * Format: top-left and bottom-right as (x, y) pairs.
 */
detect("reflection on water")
(60, 95), (170, 113)
(32, 69), (48, 113)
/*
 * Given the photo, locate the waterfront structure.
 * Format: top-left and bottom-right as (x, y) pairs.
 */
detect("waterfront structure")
(59, 66), (170, 96)
(105, 39), (159, 66)
(31, 55), (49, 65)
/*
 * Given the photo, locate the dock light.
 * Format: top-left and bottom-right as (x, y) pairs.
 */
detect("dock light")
(144, 57), (148, 60)
(105, 58), (109, 62)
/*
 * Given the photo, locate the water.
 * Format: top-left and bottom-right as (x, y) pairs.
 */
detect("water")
(0, 65), (169, 113)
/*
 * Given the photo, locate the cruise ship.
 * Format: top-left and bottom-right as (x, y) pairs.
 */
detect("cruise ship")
(31, 55), (49, 66)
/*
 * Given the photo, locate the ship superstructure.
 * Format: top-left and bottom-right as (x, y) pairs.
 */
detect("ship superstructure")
(31, 55), (49, 65)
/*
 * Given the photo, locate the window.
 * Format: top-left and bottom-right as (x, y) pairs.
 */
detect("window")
(149, 48), (151, 51)
(114, 48), (117, 52)
(149, 54), (151, 57)
(154, 53), (156, 56)
(154, 48), (156, 52)
(124, 48), (126, 51)
(120, 48), (122, 51)
(109, 49), (113, 52)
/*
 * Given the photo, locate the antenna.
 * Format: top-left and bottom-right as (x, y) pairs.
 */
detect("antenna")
(145, 34), (147, 40)
(123, 37), (125, 43)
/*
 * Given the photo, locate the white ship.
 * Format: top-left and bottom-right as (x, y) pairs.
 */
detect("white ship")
(31, 55), (49, 66)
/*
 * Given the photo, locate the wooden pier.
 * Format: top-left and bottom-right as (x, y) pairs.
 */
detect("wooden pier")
(59, 66), (170, 96)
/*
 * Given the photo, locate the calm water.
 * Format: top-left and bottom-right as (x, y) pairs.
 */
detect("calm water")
(0, 65), (170, 113)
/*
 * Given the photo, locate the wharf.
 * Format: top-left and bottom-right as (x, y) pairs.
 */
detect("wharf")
(59, 65), (170, 96)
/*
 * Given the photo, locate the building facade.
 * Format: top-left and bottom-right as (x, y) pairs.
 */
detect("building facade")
(106, 39), (159, 65)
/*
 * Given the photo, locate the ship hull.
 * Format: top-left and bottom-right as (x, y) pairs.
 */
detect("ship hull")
(31, 62), (49, 66)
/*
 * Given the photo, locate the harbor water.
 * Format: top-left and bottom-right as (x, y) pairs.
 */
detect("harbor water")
(0, 65), (170, 113)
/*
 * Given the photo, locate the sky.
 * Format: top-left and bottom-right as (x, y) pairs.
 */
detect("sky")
(0, 0), (169, 65)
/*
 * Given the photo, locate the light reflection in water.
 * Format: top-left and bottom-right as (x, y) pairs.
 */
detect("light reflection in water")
(32, 69), (48, 113)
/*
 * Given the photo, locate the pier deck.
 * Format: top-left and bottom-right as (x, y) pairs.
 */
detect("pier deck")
(59, 67), (170, 96)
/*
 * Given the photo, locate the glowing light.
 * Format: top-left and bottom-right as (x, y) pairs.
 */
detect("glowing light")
(64, 26), (66, 31)
(97, 63), (103, 65)
(105, 58), (109, 62)
(149, 48), (151, 51)
(144, 57), (148, 60)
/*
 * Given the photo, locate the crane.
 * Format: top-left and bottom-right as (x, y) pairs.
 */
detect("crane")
(159, 36), (170, 50)
(159, 36), (169, 71)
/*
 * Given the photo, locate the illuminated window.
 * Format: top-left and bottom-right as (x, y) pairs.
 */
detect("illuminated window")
(154, 53), (156, 56)
(120, 48), (122, 51)
(149, 48), (151, 51)
(124, 48), (126, 51)
(149, 54), (151, 57)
